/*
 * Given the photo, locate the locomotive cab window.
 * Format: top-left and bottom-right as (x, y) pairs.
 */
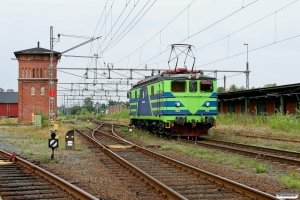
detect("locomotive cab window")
(140, 89), (143, 98)
(151, 85), (154, 95)
(189, 80), (197, 92)
(171, 81), (186, 92)
(200, 80), (213, 92)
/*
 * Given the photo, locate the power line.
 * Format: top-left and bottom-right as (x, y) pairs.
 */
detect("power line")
(196, 33), (300, 68)
(101, 0), (157, 54)
(178, 0), (258, 45)
(196, 0), (298, 51)
(112, 0), (196, 64)
(124, 0), (258, 71)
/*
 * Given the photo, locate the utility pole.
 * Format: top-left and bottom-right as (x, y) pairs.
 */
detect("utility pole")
(49, 26), (55, 123)
(244, 43), (249, 90)
(94, 54), (98, 85)
(224, 75), (226, 91)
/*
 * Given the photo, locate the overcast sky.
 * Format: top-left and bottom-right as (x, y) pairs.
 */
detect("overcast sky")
(1, 0), (299, 105)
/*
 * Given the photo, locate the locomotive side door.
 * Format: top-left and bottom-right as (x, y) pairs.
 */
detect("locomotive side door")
(158, 82), (164, 116)
(188, 80), (199, 115)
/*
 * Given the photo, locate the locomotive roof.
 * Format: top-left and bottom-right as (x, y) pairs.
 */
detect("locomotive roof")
(131, 72), (215, 89)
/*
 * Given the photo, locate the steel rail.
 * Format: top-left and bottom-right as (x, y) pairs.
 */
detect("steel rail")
(187, 139), (300, 166)
(87, 123), (277, 200)
(204, 139), (300, 158)
(75, 127), (187, 200)
(0, 150), (98, 200)
(214, 131), (300, 143)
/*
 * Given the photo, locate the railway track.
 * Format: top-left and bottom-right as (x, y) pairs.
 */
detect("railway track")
(182, 138), (300, 167)
(76, 124), (277, 200)
(213, 131), (300, 143)
(95, 121), (300, 167)
(0, 150), (98, 200)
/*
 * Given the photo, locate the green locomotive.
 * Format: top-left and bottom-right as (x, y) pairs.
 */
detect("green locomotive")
(128, 44), (217, 137)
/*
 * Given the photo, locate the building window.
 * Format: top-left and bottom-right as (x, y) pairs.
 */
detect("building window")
(171, 81), (186, 92)
(36, 69), (39, 78)
(44, 69), (47, 78)
(228, 104), (234, 113)
(257, 103), (266, 114)
(32, 69), (35, 78)
(40, 69), (43, 78)
(41, 86), (45, 96)
(22, 68), (24, 78)
(31, 86), (35, 96)
(26, 69), (28, 78)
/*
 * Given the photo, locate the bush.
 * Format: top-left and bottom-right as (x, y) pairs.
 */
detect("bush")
(218, 113), (300, 132)
(41, 114), (49, 128)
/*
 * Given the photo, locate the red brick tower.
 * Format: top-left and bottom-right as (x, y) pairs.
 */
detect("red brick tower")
(14, 43), (60, 123)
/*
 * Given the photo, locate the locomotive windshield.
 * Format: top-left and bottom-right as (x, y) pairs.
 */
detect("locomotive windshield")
(200, 80), (213, 92)
(171, 81), (186, 92)
(189, 80), (197, 92)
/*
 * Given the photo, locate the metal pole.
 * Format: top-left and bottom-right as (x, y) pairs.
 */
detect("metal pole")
(244, 43), (249, 90)
(94, 54), (98, 85)
(49, 26), (55, 122)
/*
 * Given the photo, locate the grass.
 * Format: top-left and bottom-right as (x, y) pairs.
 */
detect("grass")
(207, 132), (300, 152)
(0, 122), (85, 161)
(120, 128), (300, 190)
(0, 118), (18, 126)
(122, 128), (269, 173)
(215, 113), (300, 137)
(104, 109), (129, 119)
(278, 171), (300, 190)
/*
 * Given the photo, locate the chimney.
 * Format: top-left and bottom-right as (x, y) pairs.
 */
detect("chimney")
(37, 41), (40, 48)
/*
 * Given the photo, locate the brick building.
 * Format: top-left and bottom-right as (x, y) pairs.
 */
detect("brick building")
(14, 43), (60, 123)
(108, 104), (128, 114)
(218, 83), (300, 115)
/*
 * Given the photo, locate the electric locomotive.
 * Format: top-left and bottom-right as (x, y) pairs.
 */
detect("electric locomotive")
(128, 44), (217, 137)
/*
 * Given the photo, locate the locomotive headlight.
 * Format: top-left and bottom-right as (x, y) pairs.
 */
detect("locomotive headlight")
(205, 102), (210, 107)
(176, 102), (180, 107)
(188, 75), (191, 79)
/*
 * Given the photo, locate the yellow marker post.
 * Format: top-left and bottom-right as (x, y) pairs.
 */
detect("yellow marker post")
(32, 113), (35, 124)
(53, 124), (59, 131)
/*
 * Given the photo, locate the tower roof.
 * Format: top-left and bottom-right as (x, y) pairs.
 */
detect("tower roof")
(14, 47), (60, 57)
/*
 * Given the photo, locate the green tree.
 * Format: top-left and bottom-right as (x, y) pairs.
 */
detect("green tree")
(228, 84), (238, 92)
(83, 97), (94, 113)
(69, 105), (82, 115)
(217, 87), (225, 93)
(264, 83), (277, 87)
(238, 86), (246, 90)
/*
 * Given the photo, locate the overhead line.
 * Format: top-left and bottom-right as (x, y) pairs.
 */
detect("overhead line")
(197, 0), (299, 50)
(98, 0), (137, 49)
(178, 0), (258, 44)
(101, 0), (157, 53)
(128, 0), (258, 71)
(113, 0), (196, 64)
(196, 34), (300, 68)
